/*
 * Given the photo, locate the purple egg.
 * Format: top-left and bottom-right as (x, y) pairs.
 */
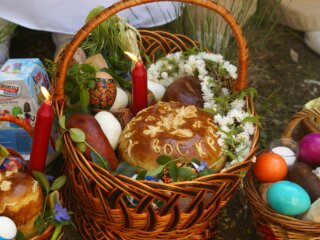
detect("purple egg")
(298, 133), (320, 165)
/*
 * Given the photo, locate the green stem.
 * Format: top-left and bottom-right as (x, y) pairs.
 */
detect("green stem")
(42, 194), (48, 221)
(50, 224), (62, 240)
(85, 141), (110, 170)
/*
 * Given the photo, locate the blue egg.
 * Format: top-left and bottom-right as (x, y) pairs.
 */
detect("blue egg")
(267, 181), (311, 216)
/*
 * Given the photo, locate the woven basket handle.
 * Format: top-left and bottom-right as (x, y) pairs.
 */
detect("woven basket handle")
(0, 115), (33, 136)
(54, 0), (248, 104)
(282, 109), (320, 138)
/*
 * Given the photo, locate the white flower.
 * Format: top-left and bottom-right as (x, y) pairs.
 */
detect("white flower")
(221, 87), (230, 96)
(220, 125), (231, 133)
(221, 115), (234, 126)
(231, 99), (246, 110)
(228, 109), (245, 122)
(236, 132), (250, 143)
(146, 50), (256, 170)
(161, 72), (168, 79)
(214, 114), (223, 124)
(217, 137), (225, 147)
(313, 167), (320, 180)
(243, 122), (255, 135)
(222, 61), (238, 79)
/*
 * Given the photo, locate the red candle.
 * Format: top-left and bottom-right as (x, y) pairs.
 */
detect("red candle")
(29, 87), (54, 172)
(124, 52), (148, 115)
(131, 60), (148, 115)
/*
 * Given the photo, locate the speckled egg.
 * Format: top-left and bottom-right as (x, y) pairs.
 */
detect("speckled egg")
(89, 72), (117, 110)
(267, 181), (311, 216)
(0, 216), (17, 240)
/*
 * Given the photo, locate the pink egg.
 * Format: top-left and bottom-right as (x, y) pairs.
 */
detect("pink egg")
(298, 133), (320, 165)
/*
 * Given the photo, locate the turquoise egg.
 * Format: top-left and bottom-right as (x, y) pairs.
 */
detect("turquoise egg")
(267, 181), (311, 216)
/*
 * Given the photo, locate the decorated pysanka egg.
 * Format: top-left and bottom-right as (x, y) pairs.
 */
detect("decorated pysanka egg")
(89, 72), (117, 110)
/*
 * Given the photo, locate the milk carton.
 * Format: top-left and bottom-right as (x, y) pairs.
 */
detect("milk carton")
(0, 58), (52, 155)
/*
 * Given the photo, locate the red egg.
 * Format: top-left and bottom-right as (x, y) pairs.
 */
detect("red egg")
(89, 77), (117, 110)
(253, 151), (288, 182)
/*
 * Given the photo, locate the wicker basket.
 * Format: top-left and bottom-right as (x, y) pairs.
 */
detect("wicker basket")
(244, 109), (320, 240)
(0, 114), (62, 240)
(302, 116), (320, 134)
(53, 0), (259, 239)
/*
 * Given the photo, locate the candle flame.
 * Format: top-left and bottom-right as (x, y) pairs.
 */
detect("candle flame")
(41, 87), (51, 101)
(124, 51), (138, 63)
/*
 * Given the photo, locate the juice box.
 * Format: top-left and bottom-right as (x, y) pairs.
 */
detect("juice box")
(0, 58), (52, 155)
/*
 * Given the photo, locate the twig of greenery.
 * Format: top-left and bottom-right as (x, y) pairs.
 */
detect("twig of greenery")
(45, 59), (97, 114)
(55, 116), (110, 170)
(81, 6), (141, 90)
(64, 63), (97, 113)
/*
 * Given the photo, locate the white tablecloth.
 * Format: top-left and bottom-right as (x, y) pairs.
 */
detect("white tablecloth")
(0, 1), (181, 34)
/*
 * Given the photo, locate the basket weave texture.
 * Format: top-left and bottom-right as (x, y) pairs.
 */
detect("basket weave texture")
(0, 114), (59, 240)
(244, 109), (320, 240)
(53, 0), (259, 239)
(302, 115), (320, 134)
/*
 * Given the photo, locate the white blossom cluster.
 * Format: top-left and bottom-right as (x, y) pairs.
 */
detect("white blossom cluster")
(147, 51), (255, 168)
(313, 167), (320, 180)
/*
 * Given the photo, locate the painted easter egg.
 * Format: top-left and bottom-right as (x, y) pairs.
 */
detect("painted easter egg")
(0, 216), (17, 240)
(298, 133), (320, 165)
(267, 181), (311, 216)
(89, 72), (117, 110)
(253, 152), (287, 182)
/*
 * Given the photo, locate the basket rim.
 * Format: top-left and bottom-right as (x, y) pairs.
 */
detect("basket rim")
(53, 0), (249, 104)
(0, 114), (33, 136)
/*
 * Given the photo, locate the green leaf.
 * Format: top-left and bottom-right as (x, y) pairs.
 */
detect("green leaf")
(136, 170), (147, 180)
(91, 151), (110, 170)
(168, 161), (178, 182)
(191, 158), (200, 165)
(77, 142), (86, 152)
(79, 88), (90, 112)
(115, 161), (140, 177)
(198, 168), (214, 177)
(55, 136), (62, 151)
(147, 165), (165, 177)
(32, 171), (50, 193)
(58, 116), (66, 129)
(69, 86), (80, 104)
(80, 63), (96, 74)
(156, 155), (172, 165)
(241, 115), (260, 125)
(86, 80), (96, 89)
(15, 230), (26, 240)
(177, 167), (197, 181)
(50, 175), (67, 191)
(48, 191), (60, 213)
(70, 128), (86, 143)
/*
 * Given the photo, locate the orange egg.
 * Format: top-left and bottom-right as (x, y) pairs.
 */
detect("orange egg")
(253, 151), (288, 182)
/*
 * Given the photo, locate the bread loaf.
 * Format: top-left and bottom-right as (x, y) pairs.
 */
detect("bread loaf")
(0, 172), (43, 237)
(118, 101), (225, 171)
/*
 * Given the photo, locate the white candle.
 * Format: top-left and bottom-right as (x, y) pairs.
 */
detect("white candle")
(271, 146), (296, 167)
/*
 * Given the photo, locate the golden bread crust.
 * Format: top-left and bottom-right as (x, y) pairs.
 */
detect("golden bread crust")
(118, 101), (223, 170)
(0, 172), (43, 237)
